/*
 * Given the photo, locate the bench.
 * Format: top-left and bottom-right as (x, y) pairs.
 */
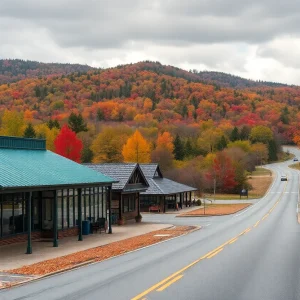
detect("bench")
(149, 205), (160, 213)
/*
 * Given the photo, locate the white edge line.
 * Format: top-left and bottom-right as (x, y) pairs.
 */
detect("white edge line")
(234, 169), (277, 218)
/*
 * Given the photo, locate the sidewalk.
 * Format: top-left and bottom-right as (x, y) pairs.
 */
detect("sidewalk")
(0, 222), (170, 271)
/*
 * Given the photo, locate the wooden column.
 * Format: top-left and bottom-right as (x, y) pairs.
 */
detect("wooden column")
(108, 186), (112, 234)
(119, 193), (122, 220)
(163, 196), (166, 213)
(137, 193), (140, 215)
(26, 192), (32, 254)
(78, 188), (83, 241)
(53, 190), (58, 247)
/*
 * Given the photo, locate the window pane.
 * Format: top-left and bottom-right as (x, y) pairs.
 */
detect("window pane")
(69, 189), (74, 227)
(63, 195), (68, 228)
(74, 194), (78, 226)
(2, 195), (13, 236)
(57, 197), (62, 229)
(14, 194), (24, 234)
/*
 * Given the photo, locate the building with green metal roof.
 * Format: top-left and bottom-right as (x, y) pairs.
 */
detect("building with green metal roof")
(0, 136), (116, 254)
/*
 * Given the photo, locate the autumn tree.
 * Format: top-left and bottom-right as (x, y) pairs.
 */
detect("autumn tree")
(91, 127), (131, 163)
(122, 130), (151, 163)
(250, 126), (273, 144)
(251, 143), (268, 166)
(0, 110), (24, 137)
(68, 112), (88, 134)
(151, 131), (174, 170)
(24, 123), (36, 138)
(206, 151), (237, 193)
(54, 125), (83, 162)
(35, 124), (60, 151)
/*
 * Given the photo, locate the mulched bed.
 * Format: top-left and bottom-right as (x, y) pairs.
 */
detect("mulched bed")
(177, 204), (251, 217)
(6, 226), (197, 276)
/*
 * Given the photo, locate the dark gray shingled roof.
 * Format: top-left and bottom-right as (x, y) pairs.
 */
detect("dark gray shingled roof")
(141, 178), (197, 195)
(139, 163), (163, 178)
(139, 163), (197, 195)
(85, 163), (149, 192)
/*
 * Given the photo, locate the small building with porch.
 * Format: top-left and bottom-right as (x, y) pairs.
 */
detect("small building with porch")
(85, 163), (149, 224)
(0, 136), (115, 253)
(139, 164), (197, 212)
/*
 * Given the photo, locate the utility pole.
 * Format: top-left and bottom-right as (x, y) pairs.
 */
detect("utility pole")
(213, 178), (216, 202)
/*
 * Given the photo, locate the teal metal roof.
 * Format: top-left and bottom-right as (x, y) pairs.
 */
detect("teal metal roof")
(0, 149), (115, 190)
(0, 136), (46, 150)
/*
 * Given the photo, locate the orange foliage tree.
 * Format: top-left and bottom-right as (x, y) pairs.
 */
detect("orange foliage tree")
(122, 130), (151, 163)
(54, 125), (83, 162)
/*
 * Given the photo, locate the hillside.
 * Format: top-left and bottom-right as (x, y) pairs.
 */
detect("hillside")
(132, 61), (291, 89)
(0, 59), (95, 84)
(0, 61), (299, 143)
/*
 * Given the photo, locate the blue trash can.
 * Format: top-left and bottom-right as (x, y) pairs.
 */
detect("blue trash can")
(82, 220), (90, 235)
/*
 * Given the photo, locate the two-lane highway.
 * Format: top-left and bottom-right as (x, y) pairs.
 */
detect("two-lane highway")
(1, 147), (300, 300)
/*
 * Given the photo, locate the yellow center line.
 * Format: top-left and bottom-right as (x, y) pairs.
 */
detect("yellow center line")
(132, 181), (288, 300)
(262, 213), (269, 220)
(229, 238), (238, 244)
(254, 220), (260, 227)
(156, 275), (183, 292)
(207, 248), (224, 259)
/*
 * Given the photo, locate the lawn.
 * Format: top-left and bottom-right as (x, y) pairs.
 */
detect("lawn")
(289, 163), (300, 171)
(205, 166), (273, 200)
(178, 204), (251, 216)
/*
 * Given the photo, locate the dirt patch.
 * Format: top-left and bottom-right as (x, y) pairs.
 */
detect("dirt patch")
(177, 204), (251, 217)
(4, 226), (198, 278)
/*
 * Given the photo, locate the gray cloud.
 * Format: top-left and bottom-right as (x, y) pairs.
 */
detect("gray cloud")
(1, 0), (300, 84)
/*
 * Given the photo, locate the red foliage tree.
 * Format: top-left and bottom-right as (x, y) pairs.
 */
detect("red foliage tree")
(206, 152), (237, 192)
(54, 125), (83, 162)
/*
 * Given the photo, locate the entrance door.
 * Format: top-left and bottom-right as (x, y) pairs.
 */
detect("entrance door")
(42, 191), (54, 231)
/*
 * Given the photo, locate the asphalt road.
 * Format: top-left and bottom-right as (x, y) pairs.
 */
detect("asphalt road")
(1, 146), (300, 300)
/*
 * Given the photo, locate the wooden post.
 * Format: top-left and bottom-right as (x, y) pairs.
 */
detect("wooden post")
(163, 196), (166, 213)
(53, 190), (58, 247)
(137, 193), (140, 215)
(78, 188), (82, 241)
(119, 193), (122, 220)
(26, 192), (32, 254)
(108, 186), (112, 234)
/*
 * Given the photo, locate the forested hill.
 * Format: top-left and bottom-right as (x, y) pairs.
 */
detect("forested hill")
(133, 61), (291, 89)
(0, 59), (95, 84)
(1, 61), (299, 144)
(0, 59), (294, 89)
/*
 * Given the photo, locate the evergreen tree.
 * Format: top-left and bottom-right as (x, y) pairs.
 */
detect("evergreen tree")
(97, 108), (104, 121)
(216, 135), (227, 150)
(81, 146), (94, 163)
(240, 126), (250, 140)
(24, 123), (36, 138)
(185, 139), (193, 158)
(173, 135), (184, 160)
(268, 139), (278, 161)
(230, 127), (240, 142)
(68, 112), (88, 133)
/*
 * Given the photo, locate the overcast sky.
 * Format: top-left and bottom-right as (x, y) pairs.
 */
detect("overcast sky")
(1, 0), (300, 84)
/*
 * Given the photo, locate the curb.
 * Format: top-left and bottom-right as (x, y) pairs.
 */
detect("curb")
(0, 226), (200, 290)
(176, 204), (252, 218)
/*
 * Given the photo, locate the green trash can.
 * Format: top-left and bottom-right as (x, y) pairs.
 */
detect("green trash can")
(82, 220), (90, 235)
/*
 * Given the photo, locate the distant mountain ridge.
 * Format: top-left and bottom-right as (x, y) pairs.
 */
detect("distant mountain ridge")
(0, 59), (96, 84)
(0, 59), (294, 89)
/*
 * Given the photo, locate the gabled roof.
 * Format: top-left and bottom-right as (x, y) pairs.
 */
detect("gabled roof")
(85, 163), (149, 192)
(0, 148), (115, 191)
(139, 163), (163, 178)
(141, 177), (197, 196)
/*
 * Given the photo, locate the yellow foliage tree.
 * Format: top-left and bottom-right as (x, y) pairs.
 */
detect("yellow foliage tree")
(122, 130), (151, 163)
(34, 124), (59, 151)
(0, 110), (24, 137)
(91, 127), (132, 163)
